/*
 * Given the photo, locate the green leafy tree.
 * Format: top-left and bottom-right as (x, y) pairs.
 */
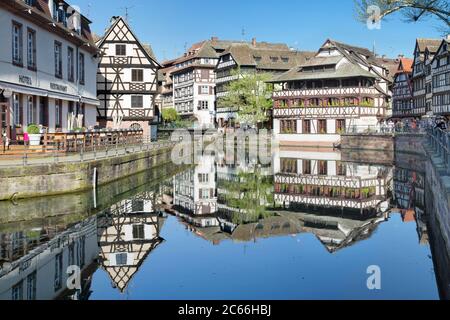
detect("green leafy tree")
(218, 68), (274, 128)
(355, 0), (450, 34)
(221, 166), (274, 224)
(162, 108), (179, 124)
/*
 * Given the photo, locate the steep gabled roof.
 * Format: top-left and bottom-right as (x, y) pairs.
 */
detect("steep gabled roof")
(398, 58), (414, 73)
(221, 42), (314, 71)
(416, 38), (442, 53)
(97, 16), (161, 67)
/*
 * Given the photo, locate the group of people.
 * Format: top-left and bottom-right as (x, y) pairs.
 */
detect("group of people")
(379, 117), (449, 133)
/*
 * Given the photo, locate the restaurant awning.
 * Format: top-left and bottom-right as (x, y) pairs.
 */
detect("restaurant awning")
(81, 96), (100, 106)
(0, 81), (48, 97)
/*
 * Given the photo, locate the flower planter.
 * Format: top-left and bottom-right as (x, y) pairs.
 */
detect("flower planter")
(29, 134), (41, 146)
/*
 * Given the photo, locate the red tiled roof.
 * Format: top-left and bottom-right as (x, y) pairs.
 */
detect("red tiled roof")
(398, 58), (413, 73)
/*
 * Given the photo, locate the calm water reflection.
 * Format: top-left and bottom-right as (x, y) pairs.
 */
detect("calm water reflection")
(0, 148), (442, 300)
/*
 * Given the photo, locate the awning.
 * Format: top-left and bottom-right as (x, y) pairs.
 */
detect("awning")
(47, 91), (80, 102)
(0, 81), (48, 97)
(81, 96), (100, 106)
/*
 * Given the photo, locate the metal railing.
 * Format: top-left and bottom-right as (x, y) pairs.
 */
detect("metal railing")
(427, 127), (450, 174)
(0, 138), (176, 167)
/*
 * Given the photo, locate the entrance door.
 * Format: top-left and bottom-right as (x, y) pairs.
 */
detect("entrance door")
(40, 97), (49, 127)
(0, 103), (11, 139)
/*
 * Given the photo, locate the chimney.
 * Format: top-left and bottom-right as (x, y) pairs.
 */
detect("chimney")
(398, 54), (404, 59)
(252, 38), (257, 46)
(211, 36), (219, 42)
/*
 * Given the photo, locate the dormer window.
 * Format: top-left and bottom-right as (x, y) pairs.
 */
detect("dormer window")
(281, 57), (289, 63)
(270, 56), (279, 62)
(254, 56), (262, 62)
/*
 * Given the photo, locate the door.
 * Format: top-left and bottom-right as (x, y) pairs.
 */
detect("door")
(0, 103), (11, 139)
(39, 97), (49, 127)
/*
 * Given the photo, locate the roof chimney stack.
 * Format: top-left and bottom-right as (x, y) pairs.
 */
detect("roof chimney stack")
(211, 36), (219, 42)
(252, 38), (257, 46)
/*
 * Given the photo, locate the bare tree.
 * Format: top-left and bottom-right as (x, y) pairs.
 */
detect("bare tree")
(355, 0), (450, 34)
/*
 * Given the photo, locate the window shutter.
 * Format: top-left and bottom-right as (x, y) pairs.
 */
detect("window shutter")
(198, 86), (201, 94)
(209, 86), (213, 95)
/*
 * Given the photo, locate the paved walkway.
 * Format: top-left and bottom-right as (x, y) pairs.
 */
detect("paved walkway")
(0, 141), (175, 167)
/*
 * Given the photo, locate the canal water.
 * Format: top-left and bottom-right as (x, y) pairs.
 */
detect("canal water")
(0, 148), (443, 300)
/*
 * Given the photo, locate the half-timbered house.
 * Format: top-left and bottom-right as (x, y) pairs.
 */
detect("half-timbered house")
(411, 38), (442, 117)
(173, 154), (217, 215)
(0, 0), (99, 140)
(97, 195), (165, 293)
(171, 38), (239, 128)
(215, 39), (314, 129)
(273, 148), (391, 216)
(431, 37), (450, 116)
(271, 39), (391, 147)
(392, 58), (414, 118)
(96, 17), (160, 138)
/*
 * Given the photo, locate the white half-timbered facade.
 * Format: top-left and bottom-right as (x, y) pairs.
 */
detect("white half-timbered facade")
(271, 39), (391, 147)
(0, 0), (99, 140)
(431, 38), (450, 115)
(411, 38), (442, 117)
(171, 39), (227, 128)
(96, 17), (160, 138)
(273, 148), (391, 215)
(392, 58), (414, 118)
(97, 195), (164, 293)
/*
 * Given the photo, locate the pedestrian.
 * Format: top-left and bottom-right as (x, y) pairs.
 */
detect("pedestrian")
(23, 131), (30, 148)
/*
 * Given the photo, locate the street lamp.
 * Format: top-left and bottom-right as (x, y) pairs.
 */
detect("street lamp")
(1, 88), (13, 99)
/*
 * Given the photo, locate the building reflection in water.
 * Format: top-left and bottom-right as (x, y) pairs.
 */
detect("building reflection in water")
(0, 147), (441, 299)
(0, 216), (98, 300)
(393, 155), (428, 245)
(0, 186), (166, 300)
(169, 148), (400, 253)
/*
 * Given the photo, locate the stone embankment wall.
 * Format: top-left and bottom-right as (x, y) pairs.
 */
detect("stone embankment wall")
(0, 146), (175, 201)
(340, 134), (394, 165)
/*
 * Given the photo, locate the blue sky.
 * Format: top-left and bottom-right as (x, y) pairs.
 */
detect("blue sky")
(76, 0), (444, 62)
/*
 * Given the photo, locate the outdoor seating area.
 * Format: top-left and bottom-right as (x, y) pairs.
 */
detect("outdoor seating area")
(1, 129), (144, 157)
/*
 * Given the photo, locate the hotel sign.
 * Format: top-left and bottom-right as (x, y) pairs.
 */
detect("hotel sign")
(50, 83), (68, 92)
(19, 75), (32, 86)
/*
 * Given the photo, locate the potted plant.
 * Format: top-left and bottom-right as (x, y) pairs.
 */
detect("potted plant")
(27, 124), (41, 146)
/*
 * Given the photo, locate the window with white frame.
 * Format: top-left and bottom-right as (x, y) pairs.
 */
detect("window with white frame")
(27, 96), (34, 124)
(27, 28), (36, 70)
(198, 100), (209, 110)
(68, 47), (74, 82)
(55, 99), (62, 128)
(12, 21), (23, 65)
(54, 41), (62, 78)
(13, 94), (21, 126)
(199, 85), (209, 94)
(79, 52), (85, 85)
(131, 96), (143, 108)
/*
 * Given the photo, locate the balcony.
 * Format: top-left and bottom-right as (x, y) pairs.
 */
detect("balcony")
(273, 87), (378, 99)
(433, 104), (450, 115)
(273, 105), (383, 119)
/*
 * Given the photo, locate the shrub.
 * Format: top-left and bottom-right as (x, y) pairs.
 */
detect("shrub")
(27, 124), (40, 134)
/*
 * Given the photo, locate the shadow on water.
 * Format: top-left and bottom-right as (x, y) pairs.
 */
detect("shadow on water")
(0, 142), (448, 300)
